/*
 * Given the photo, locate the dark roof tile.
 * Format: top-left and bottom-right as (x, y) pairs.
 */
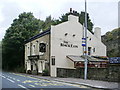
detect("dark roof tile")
(25, 28), (50, 43)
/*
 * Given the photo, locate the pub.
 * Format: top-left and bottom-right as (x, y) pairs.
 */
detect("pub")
(25, 10), (108, 77)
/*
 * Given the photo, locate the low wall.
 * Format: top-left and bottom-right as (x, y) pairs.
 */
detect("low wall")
(57, 64), (120, 82)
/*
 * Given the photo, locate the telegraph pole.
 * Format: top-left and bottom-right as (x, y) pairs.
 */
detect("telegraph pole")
(84, 0), (88, 80)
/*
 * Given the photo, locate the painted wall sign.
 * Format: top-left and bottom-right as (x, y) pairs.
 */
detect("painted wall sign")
(109, 57), (120, 64)
(60, 41), (78, 48)
(28, 55), (39, 60)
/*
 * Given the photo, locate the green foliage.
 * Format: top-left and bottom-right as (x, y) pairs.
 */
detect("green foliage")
(52, 11), (94, 33)
(32, 70), (38, 75)
(102, 28), (120, 57)
(2, 12), (43, 71)
(42, 69), (49, 76)
(14, 66), (26, 73)
(42, 16), (51, 31)
(79, 11), (93, 33)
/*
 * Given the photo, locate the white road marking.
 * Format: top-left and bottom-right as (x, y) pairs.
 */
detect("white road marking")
(7, 78), (15, 83)
(18, 84), (30, 90)
(9, 77), (12, 79)
(12, 78), (16, 80)
(2, 76), (6, 78)
(29, 84), (35, 87)
(17, 79), (20, 81)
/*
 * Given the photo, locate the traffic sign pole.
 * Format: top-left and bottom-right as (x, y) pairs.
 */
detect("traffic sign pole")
(84, 0), (88, 80)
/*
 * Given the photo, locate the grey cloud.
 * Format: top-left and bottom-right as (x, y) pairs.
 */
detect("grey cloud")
(0, 1), (22, 28)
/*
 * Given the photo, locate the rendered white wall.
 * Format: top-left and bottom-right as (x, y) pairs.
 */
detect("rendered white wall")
(50, 15), (106, 77)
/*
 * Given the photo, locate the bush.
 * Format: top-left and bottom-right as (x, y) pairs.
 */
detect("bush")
(32, 70), (38, 75)
(42, 69), (49, 76)
(14, 66), (26, 73)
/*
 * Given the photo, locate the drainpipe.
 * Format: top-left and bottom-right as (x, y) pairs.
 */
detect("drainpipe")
(48, 16), (51, 76)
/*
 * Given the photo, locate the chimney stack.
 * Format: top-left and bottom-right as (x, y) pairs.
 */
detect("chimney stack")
(94, 27), (101, 41)
(70, 8), (72, 13)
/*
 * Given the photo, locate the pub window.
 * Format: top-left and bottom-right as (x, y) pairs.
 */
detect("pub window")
(31, 64), (33, 70)
(89, 38), (91, 41)
(88, 47), (91, 55)
(27, 47), (29, 56)
(52, 56), (55, 65)
(33, 45), (35, 47)
(73, 34), (76, 37)
(65, 33), (68, 36)
(93, 48), (95, 52)
(33, 45), (35, 50)
(33, 45), (36, 54)
(39, 43), (46, 52)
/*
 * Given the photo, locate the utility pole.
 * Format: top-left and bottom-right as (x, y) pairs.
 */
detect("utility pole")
(84, 0), (88, 80)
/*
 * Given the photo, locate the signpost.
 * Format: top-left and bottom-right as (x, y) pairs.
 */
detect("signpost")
(82, 38), (86, 47)
(84, 0), (88, 80)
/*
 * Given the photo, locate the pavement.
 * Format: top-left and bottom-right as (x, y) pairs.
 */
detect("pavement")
(20, 73), (120, 90)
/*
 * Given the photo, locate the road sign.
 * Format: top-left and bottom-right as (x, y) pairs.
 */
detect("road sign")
(82, 38), (86, 46)
(109, 57), (120, 64)
(82, 44), (86, 46)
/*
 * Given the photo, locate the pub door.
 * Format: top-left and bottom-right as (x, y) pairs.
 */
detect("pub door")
(38, 60), (45, 73)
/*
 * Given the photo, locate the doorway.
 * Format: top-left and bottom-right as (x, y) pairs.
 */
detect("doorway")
(88, 47), (91, 55)
(38, 60), (45, 73)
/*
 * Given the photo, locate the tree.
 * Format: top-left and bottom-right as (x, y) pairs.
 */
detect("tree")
(2, 11), (94, 71)
(79, 11), (93, 33)
(101, 28), (120, 57)
(2, 12), (43, 71)
(52, 11), (94, 33)
(41, 16), (51, 31)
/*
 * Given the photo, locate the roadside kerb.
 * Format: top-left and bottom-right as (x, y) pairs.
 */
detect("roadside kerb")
(22, 74), (107, 89)
(14, 73), (119, 90)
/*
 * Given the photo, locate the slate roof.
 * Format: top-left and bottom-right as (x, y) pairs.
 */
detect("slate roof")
(67, 55), (109, 62)
(25, 28), (50, 43)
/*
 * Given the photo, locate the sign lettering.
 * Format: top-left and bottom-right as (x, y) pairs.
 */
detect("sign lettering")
(60, 41), (78, 48)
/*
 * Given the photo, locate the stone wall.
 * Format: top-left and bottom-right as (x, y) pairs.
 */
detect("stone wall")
(107, 65), (120, 82)
(57, 64), (120, 82)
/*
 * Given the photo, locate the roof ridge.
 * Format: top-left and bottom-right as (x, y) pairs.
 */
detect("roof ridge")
(25, 28), (50, 43)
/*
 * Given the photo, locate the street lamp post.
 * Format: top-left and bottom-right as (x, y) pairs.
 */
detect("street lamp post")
(84, 0), (88, 80)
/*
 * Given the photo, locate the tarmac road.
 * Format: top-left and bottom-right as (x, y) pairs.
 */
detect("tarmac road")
(1, 71), (92, 90)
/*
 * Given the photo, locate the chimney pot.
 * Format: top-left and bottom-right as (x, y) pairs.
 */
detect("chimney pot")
(70, 8), (72, 13)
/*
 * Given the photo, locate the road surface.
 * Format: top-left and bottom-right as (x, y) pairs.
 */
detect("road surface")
(1, 71), (92, 90)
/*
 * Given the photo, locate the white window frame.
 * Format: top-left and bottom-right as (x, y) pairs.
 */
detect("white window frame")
(39, 41), (46, 55)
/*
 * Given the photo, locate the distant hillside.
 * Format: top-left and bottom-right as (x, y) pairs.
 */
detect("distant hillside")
(101, 28), (120, 57)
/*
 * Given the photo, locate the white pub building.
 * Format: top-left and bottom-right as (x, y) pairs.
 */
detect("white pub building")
(25, 12), (107, 77)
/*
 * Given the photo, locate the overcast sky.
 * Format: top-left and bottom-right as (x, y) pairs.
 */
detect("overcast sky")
(0, 0), (119, 41)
